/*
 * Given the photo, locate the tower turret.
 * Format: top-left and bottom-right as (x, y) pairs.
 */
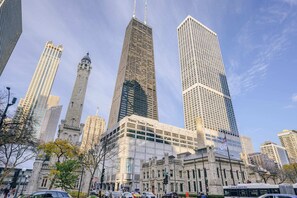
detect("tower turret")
(58, 53), (92, 144)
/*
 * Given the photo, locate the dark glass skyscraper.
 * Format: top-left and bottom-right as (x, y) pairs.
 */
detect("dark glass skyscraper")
(0, 0), (22, 76)
(108, 18), (158, 128)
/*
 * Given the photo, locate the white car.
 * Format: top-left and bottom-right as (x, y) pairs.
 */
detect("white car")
(259, 194), (297, 198)
(141, 192), (156, 198)
(122, 192), (133, 198)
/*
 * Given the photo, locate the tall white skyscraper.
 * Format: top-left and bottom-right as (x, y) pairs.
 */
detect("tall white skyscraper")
(261, 141), (289, 167)
(177, 16), (241, 155)
(39, 95), (62, 143)
(19, 41), (63, 138)
(278, 129), (297, 163)
(80, 115), (105, 152)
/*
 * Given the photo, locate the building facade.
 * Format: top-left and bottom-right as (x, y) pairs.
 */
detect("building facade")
(177, 16), (241, 156)
(103, 115), (199, 192)
(0, 168), (32, 196)
(260, 141), (289, 168)
(58, 53), (92, 145)
(80, 115), (105, 151)
(108, 17), (158, 129)
(0, 0), (22, 76)
(140, 147), (247, 196)
(39, 95), (62, 143)
(18, 41), (63, 138)
(278, 129), (297, 163)
(240, 136), (255, 164)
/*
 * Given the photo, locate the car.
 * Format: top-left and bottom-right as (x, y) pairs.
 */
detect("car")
(122, 192), (133, 198)
(259, 194), (297, 198)
(141, 192), (155, 198)
(30, 190), (71, 198)
(161, 192), (178, 198)
(131, 192), (141, 198)
(110, 191), (122, 198)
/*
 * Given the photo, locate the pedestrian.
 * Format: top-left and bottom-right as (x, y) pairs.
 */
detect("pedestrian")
(201, 192), (206, 198)
(3, 188), (9, 198)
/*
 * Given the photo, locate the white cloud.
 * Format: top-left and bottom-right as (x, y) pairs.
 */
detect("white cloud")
(292, 93), (297, 102)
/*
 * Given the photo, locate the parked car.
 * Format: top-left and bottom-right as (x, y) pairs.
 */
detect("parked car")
(141, 192), (155, 198)
(122, 192), (133, 198)
(259, 194), (297, 198)
(131, 192), (141, 198)
(110, 191), (122, 198)
(30, 190), (71, 198)
(161, 192), (178, 198)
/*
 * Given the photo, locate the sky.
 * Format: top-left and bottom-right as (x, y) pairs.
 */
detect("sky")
(1, 0), (297, 153)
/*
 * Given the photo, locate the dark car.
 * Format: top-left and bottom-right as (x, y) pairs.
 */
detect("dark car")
(30, 190), (71, 198)
(161, 192), (178, 198)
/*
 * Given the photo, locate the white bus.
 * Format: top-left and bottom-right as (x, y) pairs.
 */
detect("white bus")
(223, 183), (294, 198)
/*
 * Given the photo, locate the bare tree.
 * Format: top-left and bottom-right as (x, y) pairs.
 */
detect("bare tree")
(81, 137), (119, 195)
(0, 110), (39, 185)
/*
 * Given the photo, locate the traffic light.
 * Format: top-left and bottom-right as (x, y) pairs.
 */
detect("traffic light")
(101, 168), (105, 183)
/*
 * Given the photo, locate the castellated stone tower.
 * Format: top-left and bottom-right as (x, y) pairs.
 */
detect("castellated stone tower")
(58, 53), (92, 144)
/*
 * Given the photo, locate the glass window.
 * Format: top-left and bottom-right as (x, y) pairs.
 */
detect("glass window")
(249, 189), (259, 197)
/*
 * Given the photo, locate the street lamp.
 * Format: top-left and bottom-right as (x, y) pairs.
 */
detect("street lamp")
(0, 87), (17, 129)
(14, 168), (26, 198)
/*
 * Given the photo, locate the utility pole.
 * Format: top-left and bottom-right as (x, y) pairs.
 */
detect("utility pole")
(224, 132), (235, 185)
(194, 158), (199, 196)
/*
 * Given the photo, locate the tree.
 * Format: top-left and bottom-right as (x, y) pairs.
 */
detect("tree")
(0, 92), (39, 186)
(283, 163), (297, 183)
(81, 137), (118, 195)
(52, 159), (80, 191)
(38, 139), (79, 189)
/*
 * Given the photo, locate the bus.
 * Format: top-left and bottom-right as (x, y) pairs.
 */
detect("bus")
(223, 183), (295, 198)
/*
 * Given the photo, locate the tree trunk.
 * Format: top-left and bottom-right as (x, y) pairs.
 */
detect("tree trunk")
(87, 171), (96, 196)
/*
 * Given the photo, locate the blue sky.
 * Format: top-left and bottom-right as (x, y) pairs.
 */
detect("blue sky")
(1, 0), (297, 152)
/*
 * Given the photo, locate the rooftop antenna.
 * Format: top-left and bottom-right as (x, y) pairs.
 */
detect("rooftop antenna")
(96, 107), (99, 116)
(133, 0), (136, 18)
(144, 0), (147, 24)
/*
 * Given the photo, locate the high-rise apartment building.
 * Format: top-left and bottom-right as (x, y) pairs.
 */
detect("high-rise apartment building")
(177, 16), (241, 155)
(80, 115), (105, 151)
(0, 0), (22, 76)
(260, 141), (289, 167)
(278, 129), (297, 163)
(39, 95), (62, 143)
(58, 53), (91, 145)
(19, 41), (63, 138)
(108, 17), (158, 129)
(240, 136), (254, 155)
(240, 135), (254, 164)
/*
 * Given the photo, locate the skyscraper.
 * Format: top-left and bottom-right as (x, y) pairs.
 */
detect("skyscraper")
(19, 41), (63, 138)
(240, 135), (254, 164)
(108, 17), (158, 129)
(0, 0), (22, 76)
(177, 16), (241, 155)
(278, 129), (297, 163)
(58, 53), (92, 144)
(80, 115), (105, 151)
(39, 95), (62, 143)
(261, 141), (289, 167)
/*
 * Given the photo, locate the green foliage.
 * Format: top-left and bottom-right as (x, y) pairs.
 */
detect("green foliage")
(53, 159), (80, 191)
(69, 190), (88, 198)
(38, 139), (79, 162)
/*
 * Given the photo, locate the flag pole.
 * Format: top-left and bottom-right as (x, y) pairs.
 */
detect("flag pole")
(224, 131), (235, 185)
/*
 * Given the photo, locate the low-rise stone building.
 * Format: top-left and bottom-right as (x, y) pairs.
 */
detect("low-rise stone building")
(140, 146), (247, 196)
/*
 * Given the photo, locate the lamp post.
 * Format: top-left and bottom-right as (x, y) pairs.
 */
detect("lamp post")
(0, 87), (17, 129)
(14, 168), (26, 198)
